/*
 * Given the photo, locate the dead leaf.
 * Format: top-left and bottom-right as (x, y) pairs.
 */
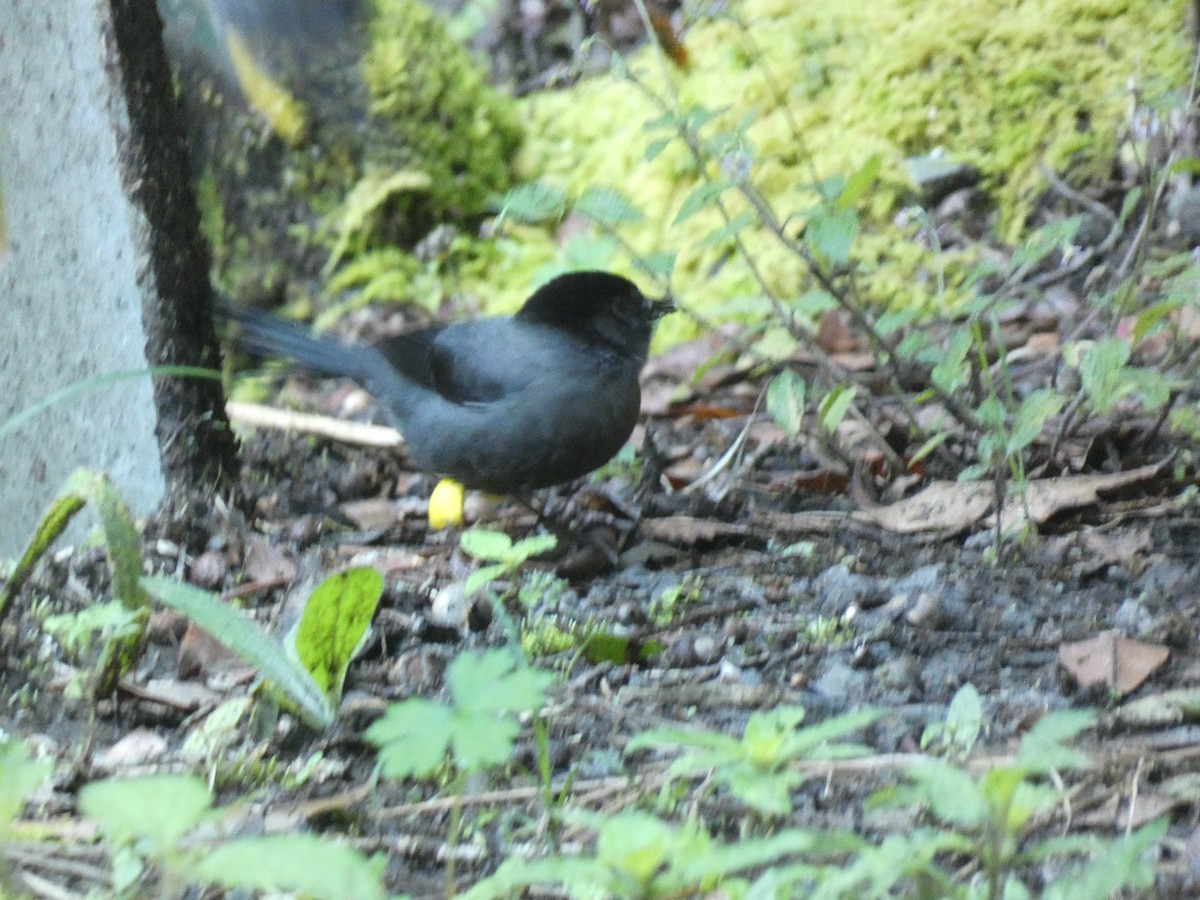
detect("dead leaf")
(340, 497), (401, 530)
(992, 461), (1167, 531)
(179, 623), (257, 682)
(1058, 630), (1169, 695)
(244, 535), (297, 583)
(852, 480), (995, 534)
(852, 460), (1168, 535)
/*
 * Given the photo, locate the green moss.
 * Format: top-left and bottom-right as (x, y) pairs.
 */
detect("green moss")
(346, 0), (524, 246)
(454, 0), (1188, 327)
(189, 0), (522, 300)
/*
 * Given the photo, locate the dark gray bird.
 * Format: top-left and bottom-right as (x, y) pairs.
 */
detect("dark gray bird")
(219, 271), (674, 493)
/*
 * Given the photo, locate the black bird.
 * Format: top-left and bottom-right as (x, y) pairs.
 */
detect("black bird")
(219, 271), (674, 493)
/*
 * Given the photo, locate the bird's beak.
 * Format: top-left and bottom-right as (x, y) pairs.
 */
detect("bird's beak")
(650, 294), (676, 319)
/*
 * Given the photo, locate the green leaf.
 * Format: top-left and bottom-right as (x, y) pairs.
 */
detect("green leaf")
(0, 491), (84, 616)
(1042, 817), (1166, 900)
(0, 740), (51, 834)
(1078, 337), (1133, 415)
(1011, 216), (1082, 269)
(697, 211), (756, 250)
(875, 307), (920, 338)
(451, 648), (552, 717)
(465, 562), (507, 597)
(807, 206), (859, 265)
(766, 369), (806, 437)
(293, 567), (383, 703)
(580, 631), (662, 665)
(141, 576), (333, 729)
(194, 835), (387, 900)
(673, 180), (729, 226)
(1016, 709), (1096, 772)
(61, 469), (148, 612)
(574, 185), (645, 226)
(838, 154), (882, 209)
(508, 533), (559, 563)
(366, 698), (455, 779)
(496, 180), (567, 223)
(930, 328), (973, 394)
(459, 528), (514, 562)
(907, 759), (988, 827)
(1117, 186), (1143, 229)
(818, 384), (858, 432)
(80, 774), (212, 850)
(792, 289), (837, 318)
(644, 137), (672, 162)
(1008, 388), (1064, 455)
(370, 649), (552, 778)
(640, 250), (677, 280)
(910, 430), (952, 465)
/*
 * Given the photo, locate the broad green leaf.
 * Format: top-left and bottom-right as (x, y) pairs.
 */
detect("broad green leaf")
(640, 250), (677, 280)
(673, 180), (729, 226)
(81, 775), (212, 850)
(644, 137), (672, 161)
(792, 289), (837, 318)
(366, 698), (455, 779)
(574, 185), (645, 226)
(0, 740), (51, 833)
(459, 528), (514, 562)
(194, 834), (387, 900)
(1007, 389), (1064, 455)
(496, 180), (567, 223)
(697, 211), (755, 250)
(141, 576), (333, 729)
(1078, 337), (1133, 415)
(930, 328), (973, 394)
(907, 759), (987, 827)
(818, 384), (858, 432)
(451, 648), (552, 717)
(294, 567), (383, 702)
(808, 206), (858, 264)
(838, 154), (882, 209)
(766, 369), (806, 437)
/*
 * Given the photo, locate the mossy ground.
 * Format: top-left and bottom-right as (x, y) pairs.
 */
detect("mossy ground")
(443, 0), (1190, 345)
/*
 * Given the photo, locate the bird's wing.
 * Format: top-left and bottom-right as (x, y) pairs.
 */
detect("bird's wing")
(376, 320), (545, 406)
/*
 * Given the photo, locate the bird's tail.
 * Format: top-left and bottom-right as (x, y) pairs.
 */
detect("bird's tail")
(215, 300), (424, 419)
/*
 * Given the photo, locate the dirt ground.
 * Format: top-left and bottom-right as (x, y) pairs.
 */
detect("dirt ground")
(6, 2), (1200, 897)
(4, 339), (1200, 896)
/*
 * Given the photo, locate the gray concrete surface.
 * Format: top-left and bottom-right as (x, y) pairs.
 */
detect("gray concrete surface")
(0, 1), (234, 559)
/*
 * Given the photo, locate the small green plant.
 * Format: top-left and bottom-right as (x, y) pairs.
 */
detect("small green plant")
(1, 469), (154, 695)
(0, 739), (52, 893)
(802, 613), (854, 645)
(79, 773), (386, 899)
(366, 647), (552, 780)
(627, 705), (881, 818)
(868, 708), (1164, 899)
(920, 682), (985, 761)
(463, 809), (850, 900)
(649, 575), (702, 625)
(366, 646), (553, 894)
(460, 527), (558, 601)
(144, 566), (383, 729)
(41, 601), (145, 700)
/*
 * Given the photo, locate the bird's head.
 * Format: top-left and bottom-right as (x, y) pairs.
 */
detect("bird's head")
(517, 271), (674, 360)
